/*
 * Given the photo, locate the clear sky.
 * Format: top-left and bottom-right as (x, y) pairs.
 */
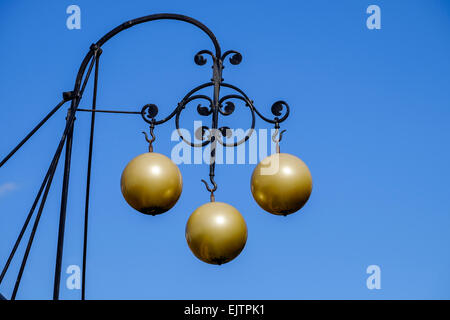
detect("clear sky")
(0, 0), (449, 300)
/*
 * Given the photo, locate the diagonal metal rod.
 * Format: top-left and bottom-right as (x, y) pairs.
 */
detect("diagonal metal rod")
(0, 162), (51, 286)
(0, 99), (68, 168)
(77, 108), (141, 114)
(82, 52), (101, 300)
(79, 55), (97, 97)
(10, 115), (76, 300)
(53, 52), (97, 300)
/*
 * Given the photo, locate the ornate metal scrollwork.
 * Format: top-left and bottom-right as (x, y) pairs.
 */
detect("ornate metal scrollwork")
(139, 47), (290, 199)
(270, 100), (290, 123)
(219, 101), (235, 116)
(221, 50), (243, 66)
(220, 83), (290, 125)
(176, 94), (214, 147)
(215, 94), (255, 147)
(194, 50), (215, 66)
(141, 104), (159, 122)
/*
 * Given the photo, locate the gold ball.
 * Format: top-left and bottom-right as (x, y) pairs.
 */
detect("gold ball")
(251, 153), (312, 215)
(185, 202), (247, 265)
(121, 152), (182, 215)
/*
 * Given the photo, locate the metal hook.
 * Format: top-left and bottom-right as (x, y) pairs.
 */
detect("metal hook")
(201, 175), (217, 202)
(272, 128), (286, 153)
(142, 123), (156, 152)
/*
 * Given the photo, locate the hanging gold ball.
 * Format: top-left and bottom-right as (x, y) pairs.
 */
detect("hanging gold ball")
(120, 152), (182, 215)
(185, 202), (247, 265)
(251, 153), (312, 216)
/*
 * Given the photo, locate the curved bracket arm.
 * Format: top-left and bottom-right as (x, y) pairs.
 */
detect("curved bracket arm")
(71, 14), (222, 111)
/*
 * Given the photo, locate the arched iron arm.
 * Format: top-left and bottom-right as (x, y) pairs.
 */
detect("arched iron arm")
(96, 14), (221, 57)
(71, 14), (222, 115)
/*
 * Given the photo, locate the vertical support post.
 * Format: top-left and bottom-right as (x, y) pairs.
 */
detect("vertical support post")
(52, 107), (75, 300)
(82, 47), (102, 300)
(52, 47), (98, 300)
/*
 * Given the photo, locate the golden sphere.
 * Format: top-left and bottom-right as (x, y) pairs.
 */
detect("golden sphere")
(251, 153), (312, 215)
(121, 152), (182, 215)
(185, 202), (247, 265)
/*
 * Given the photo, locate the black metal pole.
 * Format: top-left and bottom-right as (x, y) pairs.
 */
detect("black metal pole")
(81, 50), (101, 300)
(52, 50), (98, 300)
(52, 118), (74, 300)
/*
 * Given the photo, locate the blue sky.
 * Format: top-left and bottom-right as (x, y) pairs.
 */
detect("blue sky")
(0, 0), (449, 299)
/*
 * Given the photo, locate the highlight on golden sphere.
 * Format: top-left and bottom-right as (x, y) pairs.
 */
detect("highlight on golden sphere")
(251, 153), (312, 216)
(120, 152), (182, 215)
(185, 202), (247, 265)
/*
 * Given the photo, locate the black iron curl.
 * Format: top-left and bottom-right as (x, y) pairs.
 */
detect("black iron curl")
(194, 50), (215, 66)
(215, 94), (256, 147)
(221, 50), (242, 66)
(175, 95), (214, 147)
(141, 104), (159, 123)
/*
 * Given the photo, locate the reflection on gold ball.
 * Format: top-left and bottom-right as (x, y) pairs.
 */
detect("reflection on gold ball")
(251, 153), (312, 215)
(121, 152), (182, 215)
(185, 202), (247, 265)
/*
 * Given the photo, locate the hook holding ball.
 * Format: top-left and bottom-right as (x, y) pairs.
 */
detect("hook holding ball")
(201, 175), (217, 202)
(142, 123), (156, 152)
(272, 128), (287, 153)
